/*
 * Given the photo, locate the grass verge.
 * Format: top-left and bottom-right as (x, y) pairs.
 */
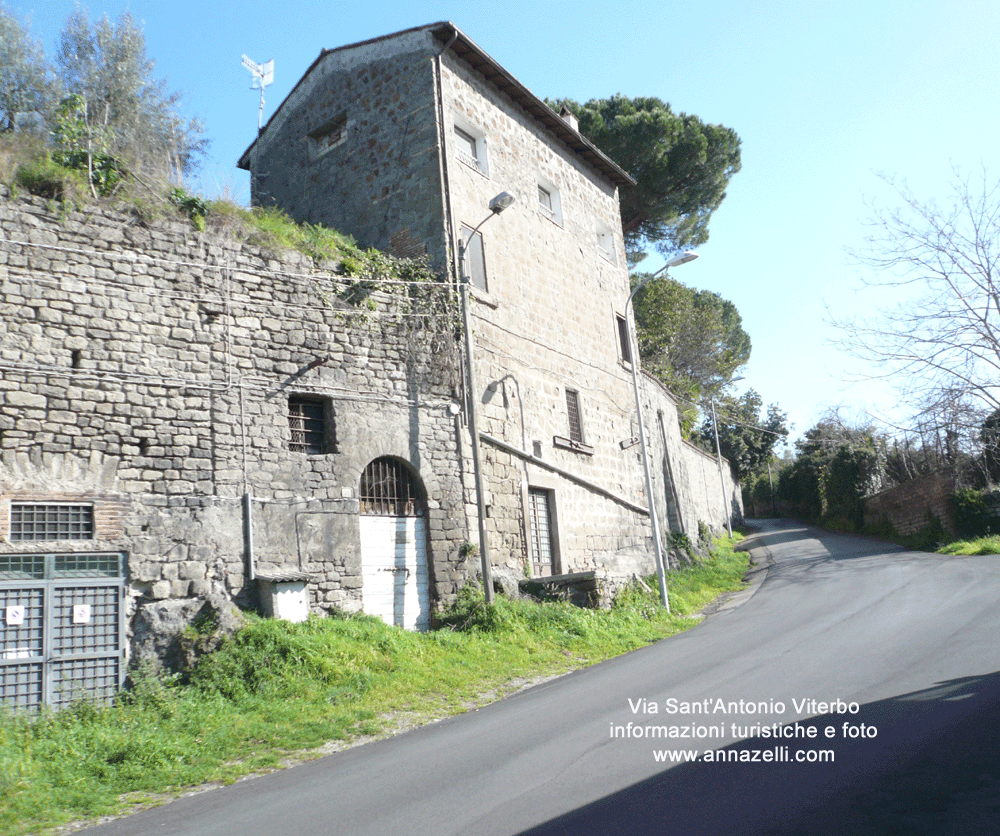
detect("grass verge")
(0, 535), (749, 835)
(938, 535), (1000, 556)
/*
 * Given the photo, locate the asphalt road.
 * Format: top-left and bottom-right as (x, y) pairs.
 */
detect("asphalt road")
(80, 521), (1000, 835)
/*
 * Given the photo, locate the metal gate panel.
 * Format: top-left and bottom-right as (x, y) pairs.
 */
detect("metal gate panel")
(0, 552), (124, 711)
(359, 516), (430, 630)
(0, 584), (45, 710)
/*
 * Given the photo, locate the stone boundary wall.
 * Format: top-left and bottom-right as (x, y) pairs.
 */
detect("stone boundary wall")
(641, 372), (743, 542)
(0, 192), (471, 654)
(863, 470), (956, 536)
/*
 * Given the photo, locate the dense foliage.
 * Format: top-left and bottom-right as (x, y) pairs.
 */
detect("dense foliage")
(697, 389), (787, 482)
(632, 271), (751, 406)
(549, 95), (741, 264)
(778, 415), (886, 530)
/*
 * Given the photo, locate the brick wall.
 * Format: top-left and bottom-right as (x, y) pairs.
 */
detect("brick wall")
(863, 471), (956, 536)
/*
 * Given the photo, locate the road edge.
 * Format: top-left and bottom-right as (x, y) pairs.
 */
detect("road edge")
(699, 534), (774, 618)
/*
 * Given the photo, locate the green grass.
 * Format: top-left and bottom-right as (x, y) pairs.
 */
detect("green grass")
(938, 535), (1000, 555)
(0, 535), (749, 835)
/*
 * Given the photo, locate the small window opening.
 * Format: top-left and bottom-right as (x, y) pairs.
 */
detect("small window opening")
(71, 349), (82, 369)
(308, 112), (349, 158)
(461, 225), (488, 292)
(616, 314), (632, 364)
(288, 396), (331, 454)
(566, 389), (584, 444)
(538, 185), (553, 214)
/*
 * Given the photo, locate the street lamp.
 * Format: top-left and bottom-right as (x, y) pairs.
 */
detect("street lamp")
(458, 192), (516, 605)
(711, 375), (744, 538)
(626, 250), (698, 612)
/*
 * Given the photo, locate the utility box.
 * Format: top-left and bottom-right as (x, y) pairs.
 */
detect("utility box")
(256, 572), (312, 623)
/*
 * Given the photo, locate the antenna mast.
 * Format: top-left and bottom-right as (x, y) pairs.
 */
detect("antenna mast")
(241, 54), (274, 132)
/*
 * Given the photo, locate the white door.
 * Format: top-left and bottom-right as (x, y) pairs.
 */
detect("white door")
(359, 515), (429, 630)
(358, 457), (430, 631)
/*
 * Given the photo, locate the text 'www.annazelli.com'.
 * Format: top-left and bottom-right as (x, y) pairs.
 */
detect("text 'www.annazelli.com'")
(653, 747), (835, 763)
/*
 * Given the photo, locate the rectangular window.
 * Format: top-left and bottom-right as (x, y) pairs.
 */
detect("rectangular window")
(616, 314), (632, 364)
(528, 488), (556, 577)
(288, 396), (330, 454)
(461, 225), (488, 292)
(10, 504), (94, 541)
(538, 185), (553, 214)
(307, 112), (349, 158)
(454, 126), (478, 161)
(453, 124), (488, 175)
(597, 223), (617, 263)
(536, 177), (562, 224)
(566, 389), (583, 444)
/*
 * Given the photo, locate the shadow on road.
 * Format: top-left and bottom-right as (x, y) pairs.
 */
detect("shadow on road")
(515, 669), (1000, 836)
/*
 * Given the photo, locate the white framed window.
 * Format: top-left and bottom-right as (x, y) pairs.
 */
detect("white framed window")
(453, 122), (488, 176)
(596, 221), (617, 264)
(536, 176), (563, 225)
(461, 224), (488, 292)
(307, 112), (351, 159)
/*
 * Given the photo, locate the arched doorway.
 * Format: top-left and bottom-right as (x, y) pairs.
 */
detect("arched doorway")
(358, 457), (430, 630)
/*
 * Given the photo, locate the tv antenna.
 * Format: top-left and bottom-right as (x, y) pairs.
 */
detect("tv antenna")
(241, 54), (274, 132)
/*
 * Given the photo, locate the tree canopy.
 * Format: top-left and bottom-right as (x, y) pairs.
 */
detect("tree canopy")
(696, 389), (787, 482)
(778, 413), (886, 528)
(549, 95), (741, 264)
(0, 9), (55, 131)
(632, 271), (751, 405)
(0, 7), (205, 184)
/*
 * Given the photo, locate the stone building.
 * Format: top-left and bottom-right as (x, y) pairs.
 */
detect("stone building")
(239, 21), (741, 583)
(0, 22), (740, 710)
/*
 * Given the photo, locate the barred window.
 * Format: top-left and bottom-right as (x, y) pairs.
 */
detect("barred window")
(10, 504), (94, 541)
(360, 457), (424, 516)
(566, 389), (584, 444)
(288, 396), (330, 454)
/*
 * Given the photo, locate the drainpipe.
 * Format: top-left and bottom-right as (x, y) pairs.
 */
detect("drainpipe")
(239, 383), (256, 581)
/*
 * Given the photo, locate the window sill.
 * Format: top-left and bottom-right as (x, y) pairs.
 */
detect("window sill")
(470, 286), (500, 309)
(553, 436), (594, 456)
(538, 208), (564, 228)
(456, 155), (490, 178)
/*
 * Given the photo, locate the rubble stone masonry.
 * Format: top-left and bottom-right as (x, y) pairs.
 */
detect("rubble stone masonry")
(0, 191), (470, 646)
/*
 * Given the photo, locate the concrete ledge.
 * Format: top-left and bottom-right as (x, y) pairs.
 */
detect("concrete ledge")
(519, 571), (600, 608)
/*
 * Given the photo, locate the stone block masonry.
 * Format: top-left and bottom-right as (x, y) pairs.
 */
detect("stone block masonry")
(0, 191), (470, 663)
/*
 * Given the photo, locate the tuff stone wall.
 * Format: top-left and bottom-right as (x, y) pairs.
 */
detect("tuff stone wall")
(863, 471), (956, 536)
(241, 28), (448, 269)
(0, 192), (470, 646)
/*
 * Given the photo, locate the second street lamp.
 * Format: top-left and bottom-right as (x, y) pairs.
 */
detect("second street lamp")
(626, 250), (699, 612)
(458, 192), (515, 604)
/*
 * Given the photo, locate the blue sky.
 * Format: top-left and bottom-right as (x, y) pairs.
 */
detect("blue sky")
(10, 0), (1000, 447)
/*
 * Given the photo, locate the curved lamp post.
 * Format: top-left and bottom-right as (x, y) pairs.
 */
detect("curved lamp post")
(626, 250), (698, 612)
(458, 192), (515, 604)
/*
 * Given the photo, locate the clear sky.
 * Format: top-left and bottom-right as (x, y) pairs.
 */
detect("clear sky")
(10, 0), (1000, 448)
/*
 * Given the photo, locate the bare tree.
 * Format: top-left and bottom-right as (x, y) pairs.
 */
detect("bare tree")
(836, 168), (1000, 425)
